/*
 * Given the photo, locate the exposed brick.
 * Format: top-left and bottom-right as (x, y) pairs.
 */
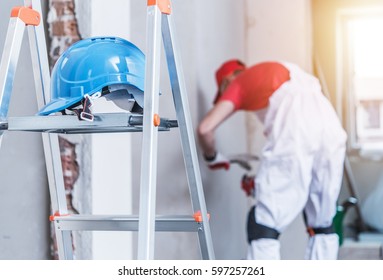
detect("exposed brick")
(48, 0), (81, 68)
(48, 0), (82, 259)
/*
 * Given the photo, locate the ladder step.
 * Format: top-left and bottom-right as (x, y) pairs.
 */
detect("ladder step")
(51, 214), (202, 232)
(1, 113), (178, 134)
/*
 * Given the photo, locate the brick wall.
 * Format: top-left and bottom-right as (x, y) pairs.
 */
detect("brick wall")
(47, 0), (81, 67)
(47, 0), (82, 259)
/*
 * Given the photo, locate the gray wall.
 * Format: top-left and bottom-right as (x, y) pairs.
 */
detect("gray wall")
(0, 0), (50, 259)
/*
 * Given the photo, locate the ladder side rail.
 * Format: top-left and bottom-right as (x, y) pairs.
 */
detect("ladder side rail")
(137, 4), (163, 260)
(25, 0), (68, 214)
(25, 0), (74, 259)
(43, 135), (74, 259)
(0, 18), (26, 121)
(161, 13), (215, 260)
(26, 0), (50, 106)
(0, 16), (26, 148)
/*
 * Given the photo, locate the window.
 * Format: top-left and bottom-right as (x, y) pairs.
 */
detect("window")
(341, 14), (383, 154)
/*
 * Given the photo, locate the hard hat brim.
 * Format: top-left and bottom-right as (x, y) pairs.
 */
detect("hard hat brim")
(37, 96), (82, 115)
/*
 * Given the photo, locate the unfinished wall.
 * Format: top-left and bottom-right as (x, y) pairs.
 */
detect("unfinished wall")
(48, 0), (81, 67)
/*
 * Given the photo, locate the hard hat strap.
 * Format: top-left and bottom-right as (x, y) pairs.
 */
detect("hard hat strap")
(71, 94), (95, 122)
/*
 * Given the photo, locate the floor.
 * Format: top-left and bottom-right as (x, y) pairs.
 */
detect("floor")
(338, 233), (383, 260)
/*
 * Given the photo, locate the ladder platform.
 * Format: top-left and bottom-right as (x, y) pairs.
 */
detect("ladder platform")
(0, 112), (178, 134)
(51, 214), (202, 232)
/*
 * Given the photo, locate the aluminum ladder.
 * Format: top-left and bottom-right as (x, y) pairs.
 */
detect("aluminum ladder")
(0, 0), (215, 260)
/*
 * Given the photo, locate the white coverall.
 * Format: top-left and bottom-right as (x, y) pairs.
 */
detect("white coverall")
(247, 62), (347, 260)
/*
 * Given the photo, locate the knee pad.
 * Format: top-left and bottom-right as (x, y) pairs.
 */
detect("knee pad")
(247, 206), (280, 243)
(303, 212), (336, 237)
(306, 224), (335, 237)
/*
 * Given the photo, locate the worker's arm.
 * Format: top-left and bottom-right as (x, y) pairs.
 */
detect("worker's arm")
(197, 100), (235, 169)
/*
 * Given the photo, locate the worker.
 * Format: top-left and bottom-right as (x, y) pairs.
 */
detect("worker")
(197, 59), (347, 260)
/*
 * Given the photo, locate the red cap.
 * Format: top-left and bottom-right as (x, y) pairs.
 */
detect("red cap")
(214, 59), (246, 103)
(216, 60), (245, 86)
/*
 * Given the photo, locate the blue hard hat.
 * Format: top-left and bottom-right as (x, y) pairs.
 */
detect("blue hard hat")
(37, 37), (145, 115)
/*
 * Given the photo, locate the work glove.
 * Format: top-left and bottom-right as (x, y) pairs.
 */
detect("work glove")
(204, 152), (230, 170)
(241, 174), (255, 197)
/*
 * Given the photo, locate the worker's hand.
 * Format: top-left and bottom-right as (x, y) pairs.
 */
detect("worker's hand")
(204, 152), (230, 170)
(241, 174), (255, 196)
